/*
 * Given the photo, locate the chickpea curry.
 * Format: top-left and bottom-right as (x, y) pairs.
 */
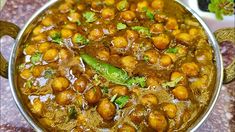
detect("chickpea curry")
(17, 0), (216, 131)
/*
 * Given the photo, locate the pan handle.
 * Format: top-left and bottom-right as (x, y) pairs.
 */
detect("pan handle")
(214, 28), (235, 84)
(0, 21), (20, 78)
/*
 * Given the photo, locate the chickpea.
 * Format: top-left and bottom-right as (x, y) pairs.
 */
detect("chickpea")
(121, 56), (138, 71)
(148, 111), (168, 131)
(70, 66), (82, 78)
(104, 0), (115, 5)
(112, 36), (128, 48)
(61, 28), (73, 38)
(74, 76), (88, 93)
(52, 77), (70, 92)
(43, 49), (59, 62)
(120, 11), (136, 21)
(59, 49), (70, 60)
(141, 93), (158, 106)
(154, 13), (167, 23)
(32, 65), (45, 77)
(172, 29), (181, 36)
(97, 50), (110, 61)
(160, 54), (172, 66)
(31, 34), (47, 42)
(189, 28), (199, 37)
(101, 8), (115, 20)
(181, 62), (199, 77)
(163, 103), (177, 118)
(68, 12), (81, 22)
(172, 86), (188, 100)
(171, 71), (183, 81)
(152, 34), (170, 50)
(126, 30), (138, 40)
(118, 124), (136, 132)
(166, 17), (178, 30)
(85, 86), (102, 104)
(77, 4), (85, 11)
(20, 69), (32, 79)
(31, 98), (43, 115)
(116, 0), (129, 11)
(130, 104), (145, 124)
(38, 42), (50, 53)
(144, 50), (159, 64)
(137, 1), (148, 12)
(88, 28), (104, 41)
(65, 0), (75, 5)
(97, 98), (116, 120)
(33, 25), (43, 35)
(24, 45), (37, 55)
(55, 90), (75, 105)
(111, 85), (129, 96)
(91, 0), (103, 11)
(150, 24), (164, 34)
(176, 33), (192, 44)
(107, 24), (117, 35)
(151, 0), (164, 10)
(146, 76), (160, 87)
(59, 3), (72, 13)
(42, 17), (54, 26)
(63, 23), (77, 30)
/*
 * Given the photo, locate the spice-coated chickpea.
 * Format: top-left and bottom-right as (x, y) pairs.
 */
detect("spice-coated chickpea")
(31, 34), (47, 42)
(151, 0), (164, 10)
(152, 34), (170, 50)
(144, 50), (159, 64)
(154, 13), (167, 23)
(97, 98), (116, 120)
(74, 76), (88, 93)
(63, 23), (78, 30)
(176, 33), (192, 44)
(104, 0), (115, 5)
(116, 0), (129, 11)
(32, 65), (45, 77)
(31, 98), (43, 115)
(68, 12), (81, 22)
(120, 11), (136, 21)
(85, 86), (102, 104)
(146, 76), (160, 87)
(150, 23), (164, 34)
(130, 104), (145, 124)
(97, 50), (110, 61)
(172, 86), (189, 100)
(137, 1), (148, 12)
(59, 3), (72, 13)
(61, 28), (73, 38)
(38, 42), (50, 53)
(141, 93), (158, 106)
(121, 56), (137, 71)
(33, 25), (43, 35)
(52, 77), (70, 92)
(42, 17), (54, 26)
(160, 54), (172, 66)
(126, 30), (138, 40)
(111, 85), (129, 96)
(112, 36), (128, 48)
(101, 8), (115, 20)
(43, 49), (59, 62)
(163, 103), (177, 118)
(59, 49), (70, 60)
(118, 124), (136, 132)
(88, 28), (104, 41)
(55, 90), (75, 105)
(20, 69), (32, 79)
(24, 44), (37, 55)
(181, 62), (199, 77)
(166, 17), (178, 30)
(148, 111), (168, 131)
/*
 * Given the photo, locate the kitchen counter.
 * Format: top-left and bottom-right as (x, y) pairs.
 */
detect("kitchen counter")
(0, 0), (234, 131)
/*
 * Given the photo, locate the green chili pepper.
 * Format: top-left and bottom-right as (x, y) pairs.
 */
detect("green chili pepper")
(80, 53), (146, 87)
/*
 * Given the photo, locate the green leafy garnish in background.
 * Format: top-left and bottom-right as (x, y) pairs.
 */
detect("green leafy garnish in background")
(114, 96), (129, 108)
(117, 23), (127, 30)
(44, 68), (54, 79)
(126, 76), (146, 87)
(83, 11), (97, 23)
(143, 7), (155, 21)
(68, 106), (77, 119)
(208, 0), (234, 20)
(117, 0), (128, 11)
(131, 26), (151, 38)
(31, 52), (42, 65)
(161, 76), (183, 88)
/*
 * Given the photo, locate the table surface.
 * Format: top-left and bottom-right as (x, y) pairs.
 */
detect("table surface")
(0, 0), (234, 131)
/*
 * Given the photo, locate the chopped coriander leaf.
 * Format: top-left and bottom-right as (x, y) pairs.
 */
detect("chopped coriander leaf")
(44, 69), (54, 78)
(50, 32), (63, 44)
(114, 96), (129, 108)
(68, 106), (77, 119)
(166, 47), (178, 53)
(143, 56), (149, 62)
(126, 76), (146, 87)
(83, 11), (97, 23)
(110, 94), (118, 102)
(101, 86), (109, 94)
(131, 26), (151, 37)
(25, 80), (33, 88)
(73, 33), (89, 45)
(18, 63), (25, 70)
(117, 0), (128, 11)
(161, 76), (183, 88)
(77, 20), (81, 25)
(117, 23), (127, 30)
(143, 7), (155, 21)
(31, 52), (42, 65)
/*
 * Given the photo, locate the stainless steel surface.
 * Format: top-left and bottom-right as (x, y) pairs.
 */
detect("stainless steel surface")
(6, 0), (224, 131)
